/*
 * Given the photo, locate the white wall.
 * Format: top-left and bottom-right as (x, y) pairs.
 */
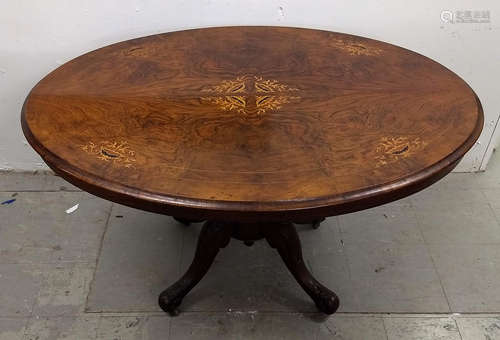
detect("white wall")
(1, 0), (498, 172)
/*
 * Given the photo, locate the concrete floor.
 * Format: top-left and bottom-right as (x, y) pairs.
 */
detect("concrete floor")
(1, 153), (500, 339)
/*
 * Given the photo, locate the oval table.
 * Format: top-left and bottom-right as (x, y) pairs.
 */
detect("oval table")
(21, 26), (483, 315)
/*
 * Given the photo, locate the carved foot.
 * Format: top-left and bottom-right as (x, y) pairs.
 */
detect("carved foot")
(264, 223), (339, 314)
(173, 217), (205, 226)
(158, 283), (184, 316)
(158, 221), (231, 316)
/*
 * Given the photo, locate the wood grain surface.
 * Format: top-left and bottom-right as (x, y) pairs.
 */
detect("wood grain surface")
(21, 26), (483, 222)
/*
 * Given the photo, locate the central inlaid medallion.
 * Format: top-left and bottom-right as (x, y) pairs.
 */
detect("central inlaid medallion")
(201, 75), (300, 121)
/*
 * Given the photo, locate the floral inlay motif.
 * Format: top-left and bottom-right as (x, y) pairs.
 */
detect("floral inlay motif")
(375, 136), (427, 167)
(82, 140), (136, 168)
(330, 38), (382, 56)
(201, 75), (300, 120)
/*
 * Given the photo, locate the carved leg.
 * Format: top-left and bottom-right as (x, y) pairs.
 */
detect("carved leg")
(173, 217), (205, 226)
(158, 221), (231, 316)
(263, 223), (339, 314)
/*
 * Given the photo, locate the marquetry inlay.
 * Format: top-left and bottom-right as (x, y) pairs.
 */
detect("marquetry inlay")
(201, 75), (300, 121)
(82, 140), (136, 168)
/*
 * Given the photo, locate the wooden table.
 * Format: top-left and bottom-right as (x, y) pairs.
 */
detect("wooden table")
(21, 26), (483, 315)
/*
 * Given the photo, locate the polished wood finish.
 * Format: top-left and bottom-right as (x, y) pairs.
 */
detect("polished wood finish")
(21, 26), (483, 222)
(21, 26), (483, 315)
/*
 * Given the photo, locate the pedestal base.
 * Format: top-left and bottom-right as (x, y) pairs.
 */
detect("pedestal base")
(158, 220), (339, 316)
